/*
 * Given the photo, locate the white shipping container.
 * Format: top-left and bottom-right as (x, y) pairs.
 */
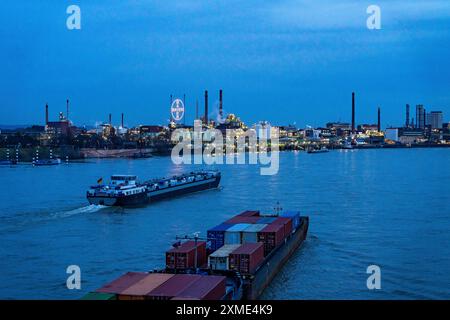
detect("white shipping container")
(242, 224), (267, 244)
(224, 224), (251, 245)
(208, 244), (241, 271)
(224, 232), (240, 245)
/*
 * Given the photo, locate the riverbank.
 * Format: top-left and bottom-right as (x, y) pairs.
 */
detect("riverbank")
(2, 143), (450, 163)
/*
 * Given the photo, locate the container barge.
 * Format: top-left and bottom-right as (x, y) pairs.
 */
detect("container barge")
(83, 209), (309, 300)
(86, 170), (221, 207)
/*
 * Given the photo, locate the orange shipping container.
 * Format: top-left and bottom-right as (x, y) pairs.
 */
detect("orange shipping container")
(95, 272), (148, 294)
(118, 273), (174, 300)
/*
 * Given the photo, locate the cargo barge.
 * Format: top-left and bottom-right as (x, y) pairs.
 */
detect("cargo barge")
(86, 170), (221, 207)
(84, 209), (309, 300)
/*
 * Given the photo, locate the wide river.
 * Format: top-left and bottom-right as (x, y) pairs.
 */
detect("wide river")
(0, 149), (449, 299)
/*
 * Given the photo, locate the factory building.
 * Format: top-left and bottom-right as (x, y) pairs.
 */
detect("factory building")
(44, 102), (73, 137)
(416, 105), (426, 129)
(426, 111), (443, 129)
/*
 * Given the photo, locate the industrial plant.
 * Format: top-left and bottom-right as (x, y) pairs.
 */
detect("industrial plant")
(0, 91), (449, 163)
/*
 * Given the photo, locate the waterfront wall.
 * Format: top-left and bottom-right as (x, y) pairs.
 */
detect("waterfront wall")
(0, 146), (82, 162)
(80, 148), (155, 158)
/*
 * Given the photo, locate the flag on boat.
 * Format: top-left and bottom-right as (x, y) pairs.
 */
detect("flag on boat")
(97, 177), (103, 184)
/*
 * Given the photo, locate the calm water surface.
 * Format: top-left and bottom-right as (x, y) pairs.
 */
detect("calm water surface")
(0, 149), (449, 299)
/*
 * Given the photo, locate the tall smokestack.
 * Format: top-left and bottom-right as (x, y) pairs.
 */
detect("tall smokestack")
(196, 99), (199, 120)
(406, 104), (410, 128)
(219, 89), (223, 118)
(204, 90), (208, 125)
(109, 113), (112, 125)
(170, 94), (173, 122)
(183, 94), (186, 125)
(423, 108), (427, 128)
(377, 107), (381, 132)
(351, 92), (355, 134)
(121, 113), (124, 128)
(66, 99), (69, 122)
(45, 103), (49, 125)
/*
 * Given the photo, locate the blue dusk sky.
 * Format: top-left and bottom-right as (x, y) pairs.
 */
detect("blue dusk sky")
(1, 0), (449, 128)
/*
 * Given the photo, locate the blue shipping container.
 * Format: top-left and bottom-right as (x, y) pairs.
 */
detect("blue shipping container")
(257, 217), (277, 224)
(207, 223), (234, 251)
(280, 211), (301, 230)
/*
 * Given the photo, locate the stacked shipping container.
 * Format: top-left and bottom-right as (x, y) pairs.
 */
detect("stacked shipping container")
(273, 217), (293, 237)
(280, 211), (301, 230)
(208, 244), (241, 271)
(229, 242), (265, 274)
(213, 211), (296, 255)
(207, 223), (234, 251)
(225, 216), (261, 224)
(224, 223), (251, 245)
(147, 274), (202, 300)
(257, 223), (285, 256)
(118, 273), (174, 300)
(172, 275), (226, 300)
(257, 217), (277, 224)
(90, 273), (227, 301)
(96, 272), (148, 294)
(88, 210), (305, 301)
(237, 210), (260, 217)
(166, 241), (207, 269)
(242, 224), (267, 244)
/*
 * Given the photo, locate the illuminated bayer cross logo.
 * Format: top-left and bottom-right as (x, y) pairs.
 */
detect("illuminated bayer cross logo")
(171, 99), (185, 122)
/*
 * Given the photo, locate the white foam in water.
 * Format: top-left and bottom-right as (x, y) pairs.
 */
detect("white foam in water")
(54, 205), (106, 219)
(0, 205), (108, 235)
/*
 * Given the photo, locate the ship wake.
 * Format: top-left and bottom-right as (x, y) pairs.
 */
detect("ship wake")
(51, 204), (106, 219)
(0, 204), (107, 234)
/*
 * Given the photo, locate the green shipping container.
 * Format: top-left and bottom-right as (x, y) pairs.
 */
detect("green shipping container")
(81, 292), (117, 300)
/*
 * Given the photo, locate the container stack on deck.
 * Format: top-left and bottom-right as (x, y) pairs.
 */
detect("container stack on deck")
(229, 243), (264, 274)
(166, 241), (206, 269)
(257, 223), (285, 256)
(204, 210), (302, 270)
(208, 210), (301, 258)
(85, 209), (306, 300)
(90, 272), (227, 300)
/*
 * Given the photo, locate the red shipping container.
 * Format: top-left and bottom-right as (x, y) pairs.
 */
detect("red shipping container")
(118, 273), (174, 300)
(166, 241), (207, 269)
(257, 224), (285, 256)
(95, 272), (148, 294)
(237, 210), (260, 217)
(174, 275), (227, 300)
(229, 242), (264, 274)
(273, 217), (293, 236)
(225, 216), (260, 224)
(147, 274), (202, 300)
